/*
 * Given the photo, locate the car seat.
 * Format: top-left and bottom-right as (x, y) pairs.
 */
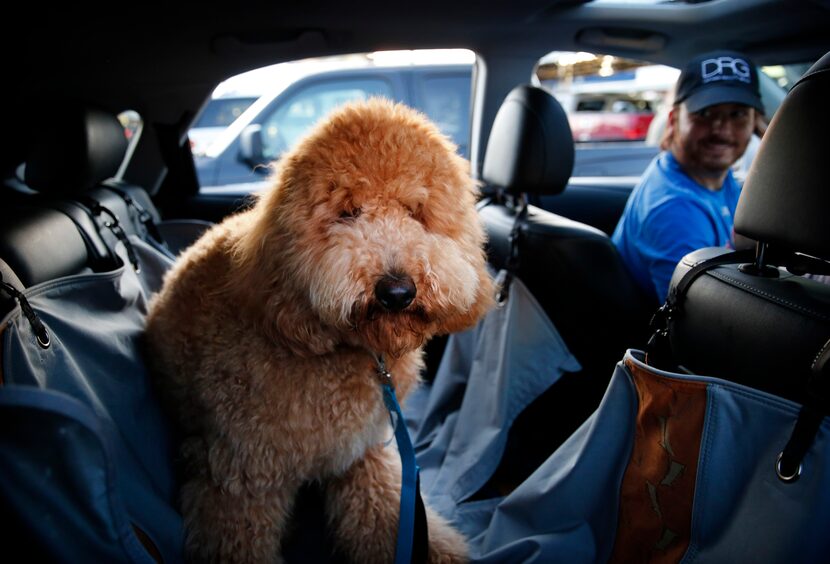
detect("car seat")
(0, 136), (187, 560)
(477, 85), (656, 481)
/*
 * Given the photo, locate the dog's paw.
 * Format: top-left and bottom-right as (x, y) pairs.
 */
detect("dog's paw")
(426, 507), (469, 564)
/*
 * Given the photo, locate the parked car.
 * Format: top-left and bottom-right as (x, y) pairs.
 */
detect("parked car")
(568, 95), (656, 142)
(195, 60), (473, 192)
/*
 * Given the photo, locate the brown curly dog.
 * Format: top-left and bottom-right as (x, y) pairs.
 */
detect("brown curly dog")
(145, 98), (494, 563)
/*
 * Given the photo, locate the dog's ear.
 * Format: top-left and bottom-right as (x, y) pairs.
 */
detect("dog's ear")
(439, 262), (495, 335)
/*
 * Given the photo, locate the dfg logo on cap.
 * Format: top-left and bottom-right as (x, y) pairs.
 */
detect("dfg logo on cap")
(701, 56), (752, 84)
(675, 50), (763, 112)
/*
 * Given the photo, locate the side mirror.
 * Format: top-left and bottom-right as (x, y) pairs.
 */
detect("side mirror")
(238, 124), (267, 168)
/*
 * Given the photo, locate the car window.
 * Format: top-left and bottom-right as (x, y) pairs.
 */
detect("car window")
(194, 50), (474, 195)
(575, 99), (606, 112)
(537, 53), (801, 181)
(536, 51), (677, 178)
(260, 79), (394, 160)
(537, 52), (677, 142)
(535, 52), (678, 178)
(194, 97), (258, 128)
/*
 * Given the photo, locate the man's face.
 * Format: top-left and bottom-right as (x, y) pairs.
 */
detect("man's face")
(668, 102), (756, 181)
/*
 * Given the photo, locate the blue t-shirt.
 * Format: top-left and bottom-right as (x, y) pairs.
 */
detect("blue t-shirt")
(611, 151), (741, 303)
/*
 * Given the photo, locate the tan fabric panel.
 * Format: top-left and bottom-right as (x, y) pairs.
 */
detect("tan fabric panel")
(610, 359), (708, 563)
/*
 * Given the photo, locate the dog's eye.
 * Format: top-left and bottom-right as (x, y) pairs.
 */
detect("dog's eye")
(408, 205), (426, 225)
(338, 208), (361, 221)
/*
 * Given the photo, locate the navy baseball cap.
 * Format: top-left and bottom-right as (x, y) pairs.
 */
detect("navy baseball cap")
(674, 50), (764, 114)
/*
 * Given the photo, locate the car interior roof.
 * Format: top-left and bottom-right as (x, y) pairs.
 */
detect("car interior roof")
(5, 0), (829, 194)
(9, 1), (830, 112)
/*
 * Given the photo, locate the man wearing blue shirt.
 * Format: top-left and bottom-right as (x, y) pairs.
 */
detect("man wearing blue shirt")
(612, 51), (764, 303)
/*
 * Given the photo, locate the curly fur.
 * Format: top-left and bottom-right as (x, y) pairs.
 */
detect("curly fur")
(145, 98), (494, 563)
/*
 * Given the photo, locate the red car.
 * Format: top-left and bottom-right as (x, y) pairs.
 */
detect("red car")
(569, 110), (654, 142)
(568, 96), (656, 142)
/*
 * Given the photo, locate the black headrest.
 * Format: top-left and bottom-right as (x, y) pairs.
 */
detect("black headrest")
(735, 52), (830, 260)
(482, 85), (574, 196)
(25, 104), (128, 197)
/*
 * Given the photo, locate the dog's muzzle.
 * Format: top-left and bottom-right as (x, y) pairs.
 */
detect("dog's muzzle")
(374, 274), (416, 312)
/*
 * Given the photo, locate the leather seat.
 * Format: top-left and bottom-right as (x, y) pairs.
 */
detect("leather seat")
(661, 51), (830, 410)
(477, 85), (655, 482)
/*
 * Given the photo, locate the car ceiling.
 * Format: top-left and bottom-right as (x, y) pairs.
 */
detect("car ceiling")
(8, 0), (829, 117)
(3, 0), (828, 194)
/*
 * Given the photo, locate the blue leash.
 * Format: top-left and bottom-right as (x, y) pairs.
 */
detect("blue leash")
(377, 356), (420, 564)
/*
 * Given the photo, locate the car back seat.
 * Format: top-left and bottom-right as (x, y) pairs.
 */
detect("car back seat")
(0, 103), (348, 563)
(0, 225), (185, 561)
(0, 142), (186, 560)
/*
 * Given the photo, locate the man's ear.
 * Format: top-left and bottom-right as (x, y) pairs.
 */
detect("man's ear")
(660, 107), (679, 151)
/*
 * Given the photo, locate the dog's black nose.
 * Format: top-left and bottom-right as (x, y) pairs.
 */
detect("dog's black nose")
(375, 274), (416, 312)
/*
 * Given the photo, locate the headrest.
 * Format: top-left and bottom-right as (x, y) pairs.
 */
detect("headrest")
(482, 85), (574, 196)
(25, 104), (128, 197)
(665, 247), (830, 407)
(735, 51), (830, 260)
